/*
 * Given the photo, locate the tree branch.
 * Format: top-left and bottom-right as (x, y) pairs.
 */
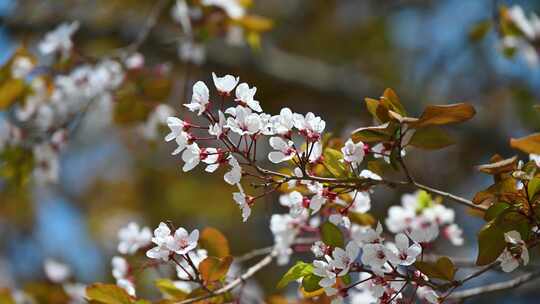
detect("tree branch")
(412, 181), (487, 211)
(449, 270), (540, 300)
(176, 251), (276, 304)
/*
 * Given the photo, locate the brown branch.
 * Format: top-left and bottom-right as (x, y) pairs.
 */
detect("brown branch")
(448, 270), (540, 300)
(235, 246), (273, 263)
(412, 181), (487, 212)
(176, 252), (276, 304)
(117, 0), (171, 56)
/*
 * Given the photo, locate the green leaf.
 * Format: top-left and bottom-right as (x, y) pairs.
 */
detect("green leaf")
(476, 220), (506, 266)
(0, 146), (34, 188)
(484, 202), (511, 222)
(528, 177), (540, 201)
(237, 15), (274, 32)
(86, 284), (134, 304)
(0, 78), (25, 109)
(414, 257), (457, 281)
(0, 289), (15, 304)
(155, 279), (188, 300)
(341, 273), (352, 285)
(277, 262), (314, 289)
(382, 88), (407, 116)
(301, 274), (323, 292)
(320, 221), (344, 248)
(351, 122), (396, 143)
(469, 20), (492, 41)
(510, 133), (540, 154)
(199, 227), (230, 258)
(408, 127), (455, 150)
(365, 98), (379, 119)
(497, 210), (531, 241)
(322, 148), (348, 177)
(348, 212), (376, 226)
(199, 256), (233, 283)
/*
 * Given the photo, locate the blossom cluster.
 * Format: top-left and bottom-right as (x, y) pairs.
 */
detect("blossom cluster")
(170, 0), (272, 64)
(386, 190), (464, 246)
(499, 5), (540, 66)
(111, 222), (153, 296)
(40, 259), (87, 303)
(113, 221), (208, 297)
(0, 22), (126, 184)
(162, 72), (475, 303)
(0, 22), (176, 185)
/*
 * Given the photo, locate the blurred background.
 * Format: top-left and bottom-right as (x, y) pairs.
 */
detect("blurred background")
(1, 0), (540, 303)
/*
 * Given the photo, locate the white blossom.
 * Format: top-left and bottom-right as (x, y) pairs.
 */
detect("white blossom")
(443, 224), (464, 246)
(270, 213), (302, 265)
(312, 260), (337, 296)
(171, 0), (192, 34)
(33, 143), (60, 184)
(117, 279), (136, 297)
(226, 106), (262, 135)
(166, 227), (199, 255)
(181, 143), (219, 172)
(293, 112), (326, 141)
(208, 111), (227, 139)
(353, 222), (383, 245)
(39, 21), (79, 57)
(350, 191), (371, 213)
(44, 259), (71, 283)
(235, 83), (262, 112)
(498, 230), (529, 272)
(176, 249), (208, 280)
(117, 222), (152, 255)
(184, 81), (210, 115)
(328, 242), (359, 276)
(361, 243), (394, 272)
(224, 156), (242, 185)
(387, 233), (421, 266)
(111, 256), (129, 280)
(341, 139), (365, 168)
(202, 0), (245, 19)
(279, 191), (304, 217)
(530, 154), (540, 167)
(311, 241), (327, 258)
(268, 137), (295, 163)
(11, 57), (34, 79)
(417, 286), (439, 304)
(179, 40), (206, 65)
(308, 141), (323, 163)
(212, 72), (239, 94)
(147, 222), (173, 260)
(359, 169), (382, 180)
(233, 184), (251, 222)
(166, 117), (190, 142)
(139, 104), (175, 140)
(270, 108), (294, 136)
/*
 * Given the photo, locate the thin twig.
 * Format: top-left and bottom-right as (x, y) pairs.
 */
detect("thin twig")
(176, 252), (276, 304)
(235, 246), (273, 263)
(121, 0), (170, 55)
(413, 181), (487, 212)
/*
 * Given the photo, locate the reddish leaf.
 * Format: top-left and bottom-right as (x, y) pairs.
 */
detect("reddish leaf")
(510, 133), (540, 154)
(409, 103), (476, 128)
(199, 227), (230, 258)
(476, 155), (517, 175)
(199, 256), (233, 283)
